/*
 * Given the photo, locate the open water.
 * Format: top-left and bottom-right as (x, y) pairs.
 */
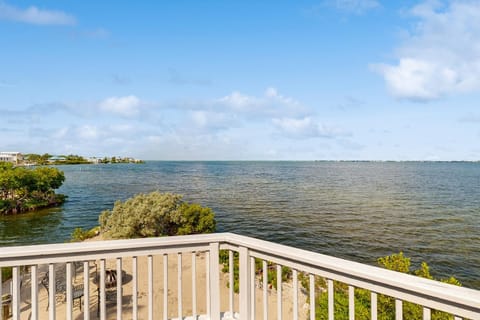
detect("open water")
(0, 161), (479, 288)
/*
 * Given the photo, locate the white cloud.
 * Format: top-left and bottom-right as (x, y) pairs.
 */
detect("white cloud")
(190, 111), (237, 130)
(272, 116), (349, 139)
(77, 125), (99, 140)
(52, 127), (69, 139)
(99, 95), (141, 117)
(0, 2), (76, 25)
(217, 91), (259, 110)
(109, 124), (134, 133)
(324, 0), (380, 14)
(374, 1), (480, 101)
(216, 87), (305, 118)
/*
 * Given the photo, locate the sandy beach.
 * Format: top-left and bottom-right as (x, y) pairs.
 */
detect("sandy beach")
(5, 236), (308, 320)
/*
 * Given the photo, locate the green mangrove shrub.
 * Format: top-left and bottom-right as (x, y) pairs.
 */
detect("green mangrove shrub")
(99, 191), (216, 239)
(0, 163), (65, 215)
(70, 226), (100, 242)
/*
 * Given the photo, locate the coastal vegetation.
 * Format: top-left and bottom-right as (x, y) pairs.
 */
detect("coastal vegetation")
(19, 153), (144, 165)
(24, 153), (91, 165)
(0, 163), (66, 215)
(98, 156), (145, 164)
(99, 191), (216, 239)
(70, 226), (100, 242)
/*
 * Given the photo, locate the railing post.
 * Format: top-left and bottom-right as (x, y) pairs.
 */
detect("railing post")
(239, 246), (251, 320)
(209, 242), (220, 320)
(100, 259), (106, 320)
(31, 265), (38, 320)
(84, 261), (90, 320)
(66, 262), (73, 320)
(49, 263), (56, 320)
(0, 268), (2, 320)
(12, 266), (20, 320)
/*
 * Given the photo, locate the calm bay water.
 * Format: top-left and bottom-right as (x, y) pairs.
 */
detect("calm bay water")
(1, 161), (479, 288)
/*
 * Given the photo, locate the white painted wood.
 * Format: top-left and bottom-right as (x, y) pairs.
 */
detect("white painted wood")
(132, 256), (138, 320)
(277, 265), (282, 320)
(209, 243), (220, 320)
(0, 237), (212, 267)
(206, 251), (210, 319)
(250, 256), (256, 320)
(293, 269), (298, 320)
(163, 254), (168, 320)
(423, 307), (431, 320)
(226, 233), (480, 319)
(0, 267), (2, 320)
(396, 299), (403, 320)
(12, 266), (20, 320)
(49, 263), (56, 320)
(178, 253), (183, 320)
(66, 262), (73, 320)
(0, 233), (479, 319)
(263, 260), (268, 320)
(309, 274), (315, 320)
(31, 265), (38, 320)
(239, 246), (251, 320)
(84, 261), (90, 320)
(117, 258), (123, 320)
(454, 317), (462, 320)
(327, 279), (333, 320)
(229, 250), (234, 315)
(192, 252), (197, 319)
(148, 255), (153, 320)
(371, 292), (377, 320)
(100, 259), (106, 320)
(349, 285), (354, 320)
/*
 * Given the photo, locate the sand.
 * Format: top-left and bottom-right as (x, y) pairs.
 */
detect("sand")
(5, 236), (308, 320)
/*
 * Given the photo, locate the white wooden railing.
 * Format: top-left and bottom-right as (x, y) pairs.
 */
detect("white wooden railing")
(0, 233), (479, 320)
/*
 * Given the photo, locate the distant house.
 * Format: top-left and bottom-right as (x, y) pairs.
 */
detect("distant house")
(0, 152), (23, 164)
(87, 157), (101, 164)
(48, 156), (67, 163)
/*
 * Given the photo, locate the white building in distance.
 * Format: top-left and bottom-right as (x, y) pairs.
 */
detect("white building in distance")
(0, 152), (23, 164)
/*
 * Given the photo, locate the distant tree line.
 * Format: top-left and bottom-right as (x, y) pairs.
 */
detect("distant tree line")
(24, 153), (90, 165)
(23, 153), (144, 165)
(0, 162), (66, 215)
(98, 156), (144, 164)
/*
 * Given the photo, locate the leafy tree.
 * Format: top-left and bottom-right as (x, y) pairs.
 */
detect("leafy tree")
(23, 153), (50, 165)
(0, 165), (65, 214)
(99, 191), (216, 239)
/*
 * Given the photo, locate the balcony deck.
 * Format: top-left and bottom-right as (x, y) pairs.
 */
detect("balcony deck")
(0, 233), (479, 320)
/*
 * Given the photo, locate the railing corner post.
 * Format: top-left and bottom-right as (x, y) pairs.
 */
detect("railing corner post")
(239, 246), (251, 319)
(209, 242), (221, 320)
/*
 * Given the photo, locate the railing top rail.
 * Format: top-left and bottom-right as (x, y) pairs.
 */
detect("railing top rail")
(0, 233), (227, 266)
(223, 233), (480, 313)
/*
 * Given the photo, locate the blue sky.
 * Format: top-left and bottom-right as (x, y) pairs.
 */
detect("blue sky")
(1, 0), (479, 160)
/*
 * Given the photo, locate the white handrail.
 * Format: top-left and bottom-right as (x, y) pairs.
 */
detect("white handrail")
(0, 232), (479, 319)
(223, 233), (480, 318)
